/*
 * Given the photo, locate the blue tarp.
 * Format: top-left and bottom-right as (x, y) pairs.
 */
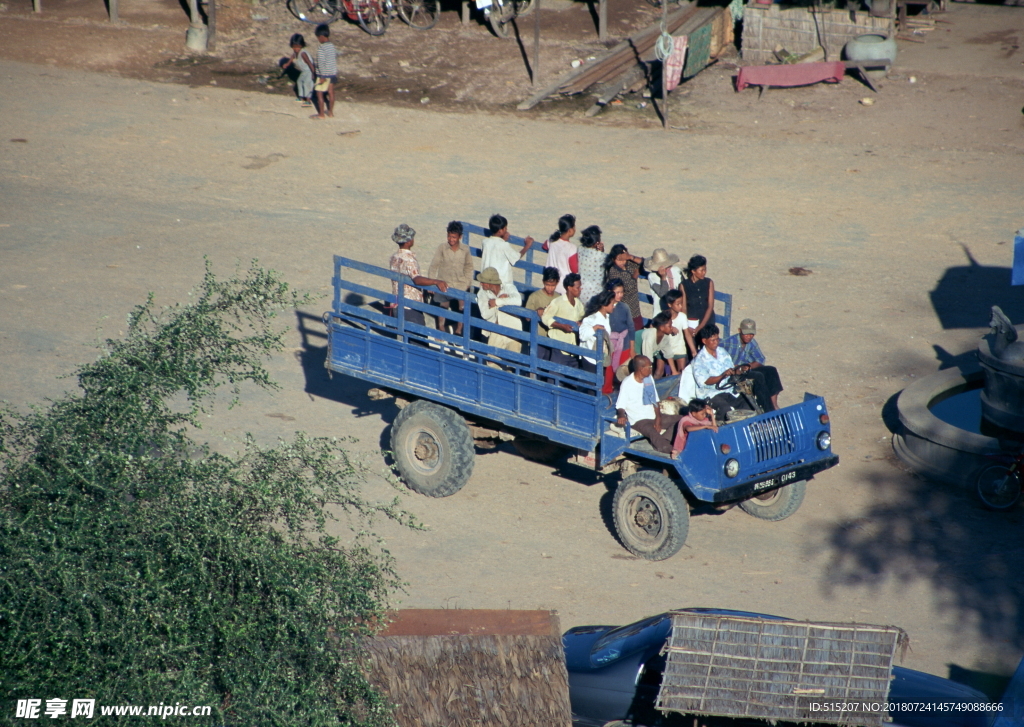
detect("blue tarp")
(993, 654), (1024, 727)
(1013, 229), (1024, 287)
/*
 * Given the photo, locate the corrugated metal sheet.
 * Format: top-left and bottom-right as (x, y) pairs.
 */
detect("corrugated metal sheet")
(656, 612), (906, 726)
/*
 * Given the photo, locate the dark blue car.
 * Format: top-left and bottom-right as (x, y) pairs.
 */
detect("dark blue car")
(564, 608), (997, 727)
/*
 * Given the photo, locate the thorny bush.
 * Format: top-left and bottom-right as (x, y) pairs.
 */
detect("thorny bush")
(0, 262), (410, 726)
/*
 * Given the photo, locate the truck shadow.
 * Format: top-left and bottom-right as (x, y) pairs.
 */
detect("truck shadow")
(295, 309), (401, 422)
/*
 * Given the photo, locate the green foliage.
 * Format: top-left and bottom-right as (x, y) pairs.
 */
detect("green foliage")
(0, 263), (407, 726)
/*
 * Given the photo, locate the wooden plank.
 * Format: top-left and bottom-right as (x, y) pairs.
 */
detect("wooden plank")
(561, 5), (719, 94)
(517, 1), (700, 110)
(585, 65), (644, 116)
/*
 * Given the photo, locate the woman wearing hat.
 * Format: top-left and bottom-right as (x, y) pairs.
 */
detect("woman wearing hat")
(645, 248), (684, 305)
(388, 223), (449, 328)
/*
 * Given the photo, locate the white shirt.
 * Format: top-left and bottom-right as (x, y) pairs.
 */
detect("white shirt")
(579, 310), (610, 364)
(546, 238), (576, 294)
(481, 236), (521, 297)
(476, 287), (521, 337)
(648, 264), (683, 294)
(616, 373), (657, 425)
(692, 346), (735, 399)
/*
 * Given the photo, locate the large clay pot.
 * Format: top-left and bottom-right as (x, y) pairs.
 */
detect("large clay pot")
(844, 33), (896, 80)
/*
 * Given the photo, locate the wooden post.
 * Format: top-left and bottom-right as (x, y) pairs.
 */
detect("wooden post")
(532, 0), (540, 85)
(32, 0), (41, 12)
(661, 0), (668, 129)
(206, 0), (216, 49)
(461, 0), (470, 25)
(598, 0), (606, 42)
(108, 0), (118, 21)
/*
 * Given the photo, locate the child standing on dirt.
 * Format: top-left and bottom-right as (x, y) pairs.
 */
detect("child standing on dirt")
(313, 24), (337, 119)
(281, 33), (315, 107)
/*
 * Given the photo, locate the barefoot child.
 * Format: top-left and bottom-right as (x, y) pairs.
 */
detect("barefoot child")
(282, 33), (315, 107)
(671, 397), (718, 459)
(313, 24), (337, 119)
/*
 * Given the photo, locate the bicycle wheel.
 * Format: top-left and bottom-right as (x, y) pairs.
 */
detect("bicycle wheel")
(514, 0), (533, 17)
(356, 0), (389, 35)
(976, 464), (1022, 511)
(287, 0), (341, 24)
(487, 0), (514, 38)
(398, 0), (440, 28)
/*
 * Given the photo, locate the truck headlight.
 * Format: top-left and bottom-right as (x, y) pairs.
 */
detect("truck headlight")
(817, 431), (831, 451)
(724, 458), (740, 478)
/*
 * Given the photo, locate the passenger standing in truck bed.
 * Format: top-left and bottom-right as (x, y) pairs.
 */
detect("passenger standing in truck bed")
(481, 214), (533, 298)
(525, 267), (561, 352)
(428, 221), (474, 336)
(604, 244), (645, 331)
(542, 273), (585, 368)
(387, 223), (448, 329)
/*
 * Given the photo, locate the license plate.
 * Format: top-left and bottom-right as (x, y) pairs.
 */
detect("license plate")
(754, 469), (797, 491)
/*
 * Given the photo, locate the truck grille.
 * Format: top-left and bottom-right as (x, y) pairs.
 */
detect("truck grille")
(743, 411), (800, 463)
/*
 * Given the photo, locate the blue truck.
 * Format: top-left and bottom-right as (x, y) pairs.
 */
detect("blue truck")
(324, 224), (838, 560)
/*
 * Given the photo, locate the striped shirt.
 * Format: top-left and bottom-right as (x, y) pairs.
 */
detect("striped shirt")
(316, 42), (337, 78)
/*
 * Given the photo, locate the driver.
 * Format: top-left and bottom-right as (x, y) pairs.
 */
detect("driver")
(721, 319), (782, 412)
(691, 323), (762, 422)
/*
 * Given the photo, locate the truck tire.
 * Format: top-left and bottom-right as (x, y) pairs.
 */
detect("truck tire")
(739, 479), (806, 521)
(390, 400), (475, 497)
(612, 471), (689, 561)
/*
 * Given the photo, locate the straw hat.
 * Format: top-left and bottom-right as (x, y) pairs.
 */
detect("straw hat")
(477, 267), (502, 286)
(644, 248), (680, 270)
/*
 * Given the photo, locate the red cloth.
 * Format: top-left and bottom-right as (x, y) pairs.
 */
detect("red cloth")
(664, 35), (689, 93)
(735, 61), (846, 91)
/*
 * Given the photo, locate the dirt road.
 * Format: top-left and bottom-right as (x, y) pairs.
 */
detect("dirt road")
(2, 2), (1024, 683)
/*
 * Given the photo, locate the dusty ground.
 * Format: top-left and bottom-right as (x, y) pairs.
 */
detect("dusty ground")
(2, 0), (1024, 694)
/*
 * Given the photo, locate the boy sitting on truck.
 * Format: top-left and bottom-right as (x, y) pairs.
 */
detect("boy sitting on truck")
(615, 355), (681, 455)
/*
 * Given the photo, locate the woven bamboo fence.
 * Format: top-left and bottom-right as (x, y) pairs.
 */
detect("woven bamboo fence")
(742, 3), (895, 64)
(363, 610), (572, 727)
(656, 612), (909, 727)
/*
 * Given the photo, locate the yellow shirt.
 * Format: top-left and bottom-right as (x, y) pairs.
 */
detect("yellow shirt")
(541, 294), (584, 345)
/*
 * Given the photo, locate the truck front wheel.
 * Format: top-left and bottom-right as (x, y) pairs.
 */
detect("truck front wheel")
(613, 471), (689, 561)
(739, 480), (806, 521)
(390, 400), (475, 497)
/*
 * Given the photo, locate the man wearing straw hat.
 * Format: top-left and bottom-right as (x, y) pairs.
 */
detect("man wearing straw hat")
(645, 248), (684, 303)
(476, 267), (523, 360)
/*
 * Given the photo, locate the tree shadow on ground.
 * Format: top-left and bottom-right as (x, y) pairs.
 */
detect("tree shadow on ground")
(814, 467), (1024, 669)
(929, 245), (1024, 330)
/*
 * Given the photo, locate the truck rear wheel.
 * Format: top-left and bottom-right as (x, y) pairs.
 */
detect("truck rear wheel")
(739, 480), (806, 521)
(613, 471), (689, 561)
(390, 400), (475, 497)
